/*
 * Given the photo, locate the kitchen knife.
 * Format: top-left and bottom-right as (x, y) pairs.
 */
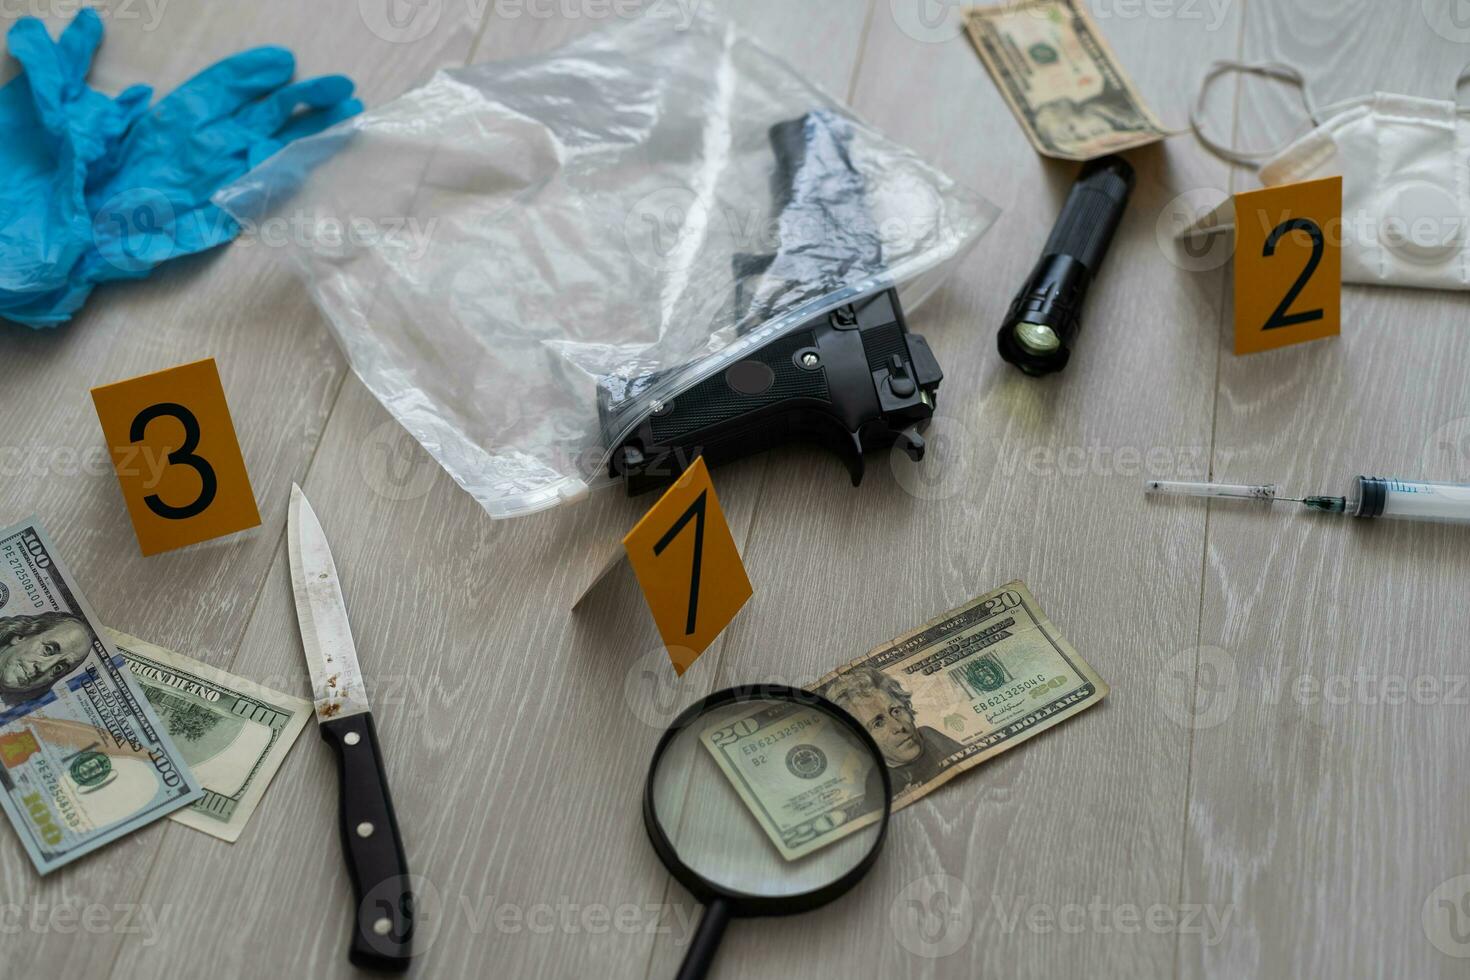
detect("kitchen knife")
(288, 484), (413, 972)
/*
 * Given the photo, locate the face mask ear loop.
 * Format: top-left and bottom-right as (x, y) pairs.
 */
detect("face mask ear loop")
(1191, 61), (1321, 169)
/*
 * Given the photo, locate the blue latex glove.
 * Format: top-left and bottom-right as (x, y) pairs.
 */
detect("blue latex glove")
(81, 47), (363, 285)
(0, 11), (150, 303)
(1, 21), (362, 328)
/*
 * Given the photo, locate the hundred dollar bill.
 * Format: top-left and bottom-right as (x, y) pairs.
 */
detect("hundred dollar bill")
(965, 0), (1172, 160)
(0, 520), (202, 874)
(105, 630), (310, 843)
(708, 581), (1108, 859)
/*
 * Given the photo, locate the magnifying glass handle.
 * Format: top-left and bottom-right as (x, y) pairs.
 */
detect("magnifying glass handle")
(675, 898), (732, 980)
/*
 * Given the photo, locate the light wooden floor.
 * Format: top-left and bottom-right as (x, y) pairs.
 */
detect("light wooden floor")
(4, 1), (1470, 977)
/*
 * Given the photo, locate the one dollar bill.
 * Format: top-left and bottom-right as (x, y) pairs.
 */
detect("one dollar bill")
(106, 630), (310, 843)
(0, 520), (203, 874)
(965, 0), (1171, 160)
(705, 581), (1108, 859)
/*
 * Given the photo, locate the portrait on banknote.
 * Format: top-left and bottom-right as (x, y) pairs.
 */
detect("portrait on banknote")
(0, 611), (94, 706)
(818, 666), (965, 798)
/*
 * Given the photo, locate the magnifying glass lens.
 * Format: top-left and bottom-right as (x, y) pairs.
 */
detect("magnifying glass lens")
(645, 688), (892, 980)
(650, 695), (885, 896)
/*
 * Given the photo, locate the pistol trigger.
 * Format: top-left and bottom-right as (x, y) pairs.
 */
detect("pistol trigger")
(897, 426), (925, 462)
(842, 432), (866, 486)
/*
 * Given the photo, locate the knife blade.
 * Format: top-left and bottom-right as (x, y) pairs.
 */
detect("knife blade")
(288, 484), (414, 972)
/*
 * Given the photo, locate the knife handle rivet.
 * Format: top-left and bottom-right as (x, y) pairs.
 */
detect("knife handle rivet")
(357, 822), (375, 838)
(343, 732), (361, 746)
(372, 917), (393, 936)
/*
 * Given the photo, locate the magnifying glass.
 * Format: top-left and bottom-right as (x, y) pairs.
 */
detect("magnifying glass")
(643, 685), (892, 980)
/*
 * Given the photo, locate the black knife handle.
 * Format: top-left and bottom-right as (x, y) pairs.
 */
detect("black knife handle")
(321, 713), (414, 972)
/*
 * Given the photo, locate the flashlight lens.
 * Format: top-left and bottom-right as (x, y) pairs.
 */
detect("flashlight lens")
(1013, 321), (1061, 356)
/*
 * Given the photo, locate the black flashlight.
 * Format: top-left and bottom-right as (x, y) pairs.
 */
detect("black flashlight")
(998, 155), (1135, 376)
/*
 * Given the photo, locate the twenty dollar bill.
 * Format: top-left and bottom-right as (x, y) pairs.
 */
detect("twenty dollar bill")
(814, 580), (1108, 809)
(707, 581), (1109, 859)
(106, 630), (310, 843)
(0, 520), (202, 874)
(965, 0), (1171, 160)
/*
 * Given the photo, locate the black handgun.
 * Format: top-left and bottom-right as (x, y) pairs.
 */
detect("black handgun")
(597, 112), (944, 496)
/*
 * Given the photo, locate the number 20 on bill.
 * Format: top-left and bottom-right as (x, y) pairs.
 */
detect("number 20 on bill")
(91, 358), (261, 556)
(1233, 176), (1342, 356)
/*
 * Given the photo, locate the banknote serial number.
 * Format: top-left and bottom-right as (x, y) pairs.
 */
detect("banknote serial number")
(972, 673), (1049, 712)
(709, 714), (815, 762)
(2, 542), (46, 612)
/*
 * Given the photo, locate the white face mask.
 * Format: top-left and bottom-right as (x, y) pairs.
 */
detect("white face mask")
(1192, 61), (1470, 291)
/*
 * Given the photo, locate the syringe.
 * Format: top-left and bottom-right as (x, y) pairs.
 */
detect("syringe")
(1145, 477), (1470, 525)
